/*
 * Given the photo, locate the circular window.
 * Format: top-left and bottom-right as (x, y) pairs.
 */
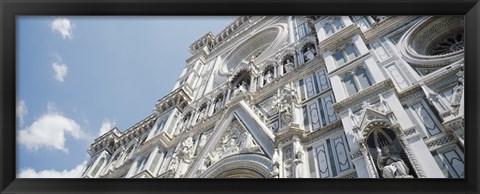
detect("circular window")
(429, 31), (464, 55)
(398, 16), (464, 68)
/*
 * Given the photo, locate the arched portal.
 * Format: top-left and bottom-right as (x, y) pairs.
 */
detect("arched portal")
(365, 127), (417, 178)
(199, 153), (272, 178)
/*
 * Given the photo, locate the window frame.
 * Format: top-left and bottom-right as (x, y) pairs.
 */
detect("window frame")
(333, 44), (359, 67)
(341, 66), (373, 96)
(323, 17), (345, 37)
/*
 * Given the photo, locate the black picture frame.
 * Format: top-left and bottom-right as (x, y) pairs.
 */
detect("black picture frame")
(1, 0), (479, 193)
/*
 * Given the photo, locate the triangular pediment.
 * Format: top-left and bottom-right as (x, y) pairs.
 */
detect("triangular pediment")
(185, 101), (275, 177)
(359, 108), (390, 131)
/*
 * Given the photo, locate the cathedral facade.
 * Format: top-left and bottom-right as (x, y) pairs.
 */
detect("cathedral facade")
(80, 16), (465, 178)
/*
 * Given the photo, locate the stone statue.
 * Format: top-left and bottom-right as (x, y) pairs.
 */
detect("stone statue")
(379, 94), (390, 112)
(198, 107), (206, 121)
(180, 137), (194, 163)
(168, 152), (179, 172)
(239, 81), (248, 93)
(233, 86), (240, 96)
(284, 59), (295, 73)
(240, 132), (254, 150)
(293, 140), (305, 178)
(214, 97), (223, 111)
(376, 147), (412, 178)
(249, 55), (256, 66)
(198, 134), (207, 149)
(197, 156), (210, 174)
(272, 148), (280, 178)
(265, 70), (273, 84)
(304, 46), (316, 62)
(349, 108), (359, 126)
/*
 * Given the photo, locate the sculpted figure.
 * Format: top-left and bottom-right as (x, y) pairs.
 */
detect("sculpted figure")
(240, 132), (254, 150)
(349, 108), (359, 126)
(304, 46), (316, 61)
(376, 147), (412, 178)
(239, 81), (248, 93)
(265, 70), (273, 84)
(168, 152), (179, 172)
(284, 59), (295, 73)
(180, 137), (194, 163)
(272, 148), (280, 178)
(214, 97), (223, 111)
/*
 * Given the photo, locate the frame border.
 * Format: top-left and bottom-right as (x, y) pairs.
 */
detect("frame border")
(1, 0), (479, 193)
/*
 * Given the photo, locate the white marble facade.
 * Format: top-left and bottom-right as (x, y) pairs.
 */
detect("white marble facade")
(81, 16), (465, 178)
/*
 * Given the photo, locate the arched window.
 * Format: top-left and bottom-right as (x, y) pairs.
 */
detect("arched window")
(294, 16), (310, 39)
(91, 157), (106, 177)
(342, 67), (373, 95)
(355, 67), (373, 89)
(343, 74), (358, 95)
(323, 17), (344, 37)
(366, 128), (417, 178)
(350, 16), (372, 31)
(333, 44), (359, 67)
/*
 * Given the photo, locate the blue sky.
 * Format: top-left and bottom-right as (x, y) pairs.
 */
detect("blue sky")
(16, 16), (236, 178)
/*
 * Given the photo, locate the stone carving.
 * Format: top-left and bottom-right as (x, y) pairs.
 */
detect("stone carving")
(450, 70), (464, 115)
(379, 94), (390, 112)
(180, 137), (194, 163)
(249, 55), (256, 66)
(204, 122), (244, 169)
(233, 81), (248, 96)
(198, 134), (208, 149)
(272, 83), (300, 127)
(271, 148), (280, 178)
(372, 16), (389, 23)
(376, 147), (413, 178)
(293, 139), (305, 178)
(284, 59), (295, 73)
(197, 106), (207, 122)
(264, 70), (273, 85)
(303, 46), (316, 62)
(240, 132), (255, 151)
(361, 101), (374, 110)
(168, 152), (179, 173)
(283, 159), (293, 178)
(214, 97), (223, 112)
(421, 83), (448, 115)
(349, 108), (360, 127)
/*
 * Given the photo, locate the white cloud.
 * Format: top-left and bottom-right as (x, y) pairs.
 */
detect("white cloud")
(16, 100), (28, 126)
(98, 119), (116, 136)
(17, 103), (86, 153)
(52, 61), (68, 82)
(51, 17), (74, 39)
(18, 160), (87, 178)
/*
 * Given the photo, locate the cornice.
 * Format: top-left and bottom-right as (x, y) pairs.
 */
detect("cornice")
(154, 85), (193, 114)
(318, 24), (364, 54)
(333, 79), (394, 112)
(363, 16), (418, 43)
(205, 17), (286, 62)
(88, 114), (156, 157)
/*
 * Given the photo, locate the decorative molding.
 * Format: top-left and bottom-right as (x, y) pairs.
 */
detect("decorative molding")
(318, 24), (364, 54)
(333, 79), (394, 112)
(426, 134), (456, 151)
(364, 16), (417, 44)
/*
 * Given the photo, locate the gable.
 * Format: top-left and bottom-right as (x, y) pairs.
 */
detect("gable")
(185, 100), (275, 177)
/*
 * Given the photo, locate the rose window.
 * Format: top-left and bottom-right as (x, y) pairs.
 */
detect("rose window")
(398, 16), (464, 68)
(430, 32), (464, 55)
